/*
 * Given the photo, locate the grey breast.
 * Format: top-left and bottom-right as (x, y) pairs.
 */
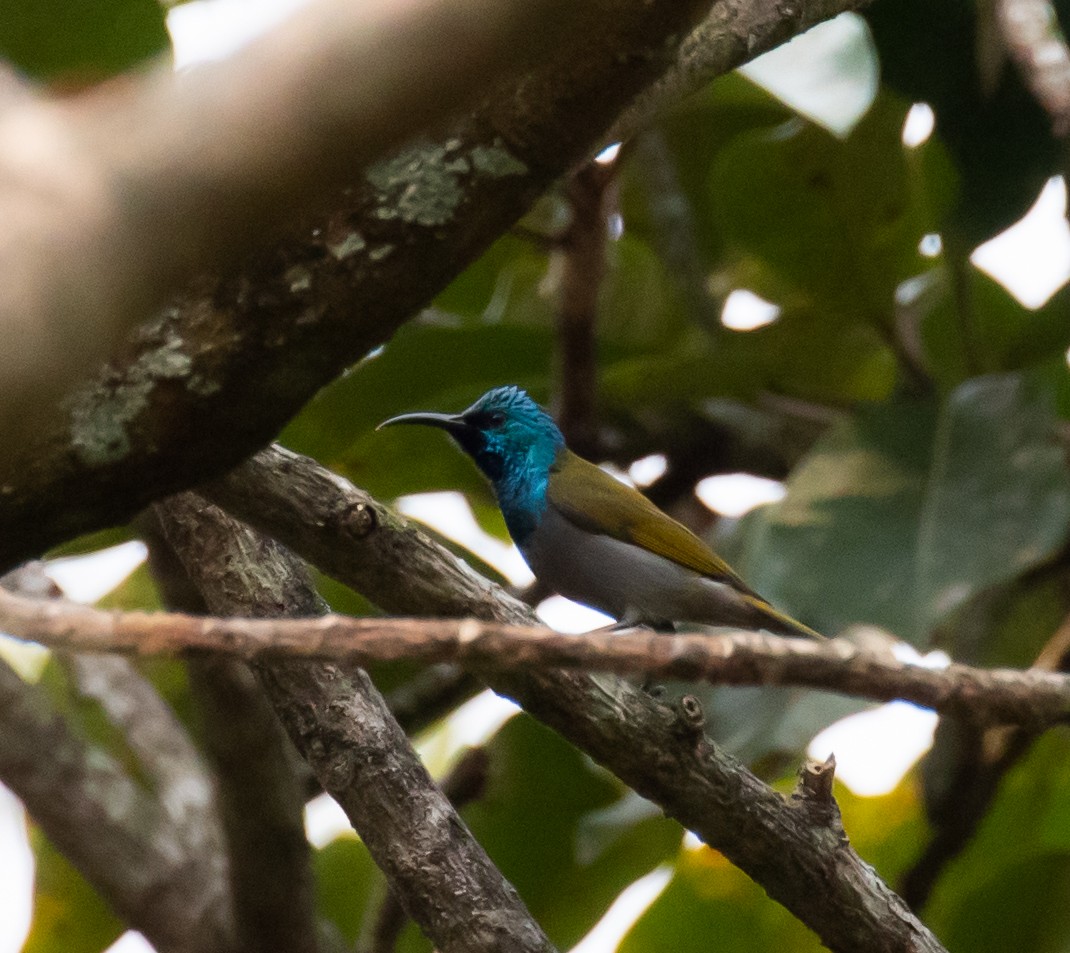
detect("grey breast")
(521, 504), (743, 625)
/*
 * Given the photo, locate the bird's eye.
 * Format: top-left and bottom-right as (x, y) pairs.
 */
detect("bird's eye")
(486, 412), (506, 428)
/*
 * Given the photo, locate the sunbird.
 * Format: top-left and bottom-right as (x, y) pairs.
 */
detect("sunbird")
(379, 386), (822, 639)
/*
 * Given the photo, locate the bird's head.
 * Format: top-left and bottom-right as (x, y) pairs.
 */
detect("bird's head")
(378, 386), (564, 485)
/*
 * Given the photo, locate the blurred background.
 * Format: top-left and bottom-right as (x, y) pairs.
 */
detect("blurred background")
(3, 0), (1070, 950)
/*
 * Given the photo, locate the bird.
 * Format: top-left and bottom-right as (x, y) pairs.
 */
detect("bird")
(379, 385), (822, 639)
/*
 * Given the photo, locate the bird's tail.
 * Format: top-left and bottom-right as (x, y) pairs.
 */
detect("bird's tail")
(743, 594), (826, 640)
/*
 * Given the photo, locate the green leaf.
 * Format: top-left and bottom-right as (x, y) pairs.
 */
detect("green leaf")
(314, 835), (383, 947)
(916, 374), (1070, 626)
(622, 73), (793, 272)
(710, 95), (937, 328)
(941, 853), (1070, 953)
(24, 828), (123, 953)
(737, 398), (937, 642)
(691, 684), (870, 769)
(45, 526), (134, 560)
(96, 561), (161, 612)
(620, 846), (823, 953)
(924, 732), (1070, 951)
(922, 269), (1070, 387)
(464, 715), (681, 948)
(867, 0), (1062, 244)
(737, 373), (1070, 645)
(0, 0), (170, 84)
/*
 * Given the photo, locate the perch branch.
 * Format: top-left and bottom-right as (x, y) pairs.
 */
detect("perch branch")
(205, 451), (948, 953)
(2, 590), (1068, 727)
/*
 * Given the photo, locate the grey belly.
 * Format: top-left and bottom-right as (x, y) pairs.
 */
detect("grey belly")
(520, 506), (746, 626)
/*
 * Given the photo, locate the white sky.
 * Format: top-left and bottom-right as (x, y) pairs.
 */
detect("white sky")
(2, 4), (1068, 952)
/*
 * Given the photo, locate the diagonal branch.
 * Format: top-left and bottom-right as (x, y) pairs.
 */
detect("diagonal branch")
(205, 448), (947, 953)
(154, 493), (557, 953)
(0, 0), (866, 573)
(610, 0), (877, 141)
(0, 0), (571, 447)
(0, 655), (235, 953)
(139, 510), (321, 953)
(3, 589), (1069, 727)
(61, 652), (224, 865)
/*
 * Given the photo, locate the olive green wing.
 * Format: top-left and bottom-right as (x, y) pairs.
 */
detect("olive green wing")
(547, 450), (756, 593)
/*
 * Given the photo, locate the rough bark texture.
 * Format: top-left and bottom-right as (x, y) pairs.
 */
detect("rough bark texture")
(0, 656), (235, 953)
(154, 494), (556, 953)
(140, 509), (321, 953)
(5, 586), (1069, 728)
(207, 449), (945, 953)
(0, 0), (880, 573)
(62, 652), (223, 859)
(0, 0), (571, 447)
(610, 0), (876, 140)
(0, 0), (713, 569)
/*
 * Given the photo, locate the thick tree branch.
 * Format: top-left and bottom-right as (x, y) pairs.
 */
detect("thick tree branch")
(0, 0), (570, 446)
(0, 655), (235, 953)
(3, 590), (1069, 728)
(370, 747), (492, 953)
(610, 0), (875, 141)
(62, 653), (223, 861)
(188, 658), (321, 953)
(0, 0), (870, 572)
(140, 510), (321, 953)
(154, 494), (556, 953)
(205, 452), (946, 952)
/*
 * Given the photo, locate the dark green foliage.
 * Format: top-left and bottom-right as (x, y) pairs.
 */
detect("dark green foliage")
(15, 3), (1070, 951)
(0, 0), (169, 83)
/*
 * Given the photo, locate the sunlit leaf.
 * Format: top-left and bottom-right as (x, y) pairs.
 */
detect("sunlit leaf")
(314, 835), (384, 948)
(736, 373), (1070, 644)
(464, 715), (681, 948)
(24, 828), (122, 953)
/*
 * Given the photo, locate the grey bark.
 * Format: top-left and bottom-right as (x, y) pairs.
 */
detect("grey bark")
(154, 494), (557, 953)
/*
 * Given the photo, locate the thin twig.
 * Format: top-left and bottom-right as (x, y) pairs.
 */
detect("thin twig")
(996, 0), (1070, 137)
(2, 591), (1068, 728)
(552, 161), (616, 456)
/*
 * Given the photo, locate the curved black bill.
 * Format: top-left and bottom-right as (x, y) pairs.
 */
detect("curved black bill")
(376, 411), (469, 433)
